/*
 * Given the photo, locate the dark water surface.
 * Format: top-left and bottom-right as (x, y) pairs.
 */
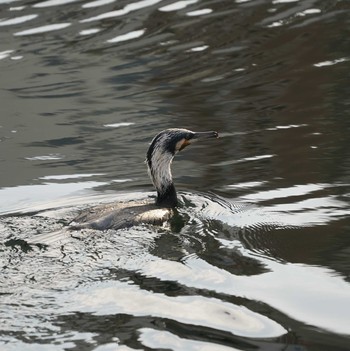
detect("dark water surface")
(1, 0), (350, 350)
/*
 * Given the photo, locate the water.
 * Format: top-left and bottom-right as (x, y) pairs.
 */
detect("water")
(1, 0), (350, 350)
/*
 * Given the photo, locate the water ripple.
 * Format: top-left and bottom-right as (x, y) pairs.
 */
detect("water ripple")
(239, 183), (331, 202)
(139, 329), (237, 351)
(0, 0), (349, 348)
(141, 253), (350, 335)
(68, 281), (286, 338)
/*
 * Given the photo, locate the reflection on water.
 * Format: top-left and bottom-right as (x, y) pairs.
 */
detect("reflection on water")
(0, 0), (350, 350)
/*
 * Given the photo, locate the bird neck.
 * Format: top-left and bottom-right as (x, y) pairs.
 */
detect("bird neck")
(151, 165), (178, 208)
(156, 182), (178, 208)
(148, 152), (178, 208)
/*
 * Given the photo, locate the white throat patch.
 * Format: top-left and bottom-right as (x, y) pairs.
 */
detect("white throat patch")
(147, 133), (175, 194)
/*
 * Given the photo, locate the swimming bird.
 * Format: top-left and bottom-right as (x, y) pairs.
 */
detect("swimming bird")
(70, 128), (218, 231)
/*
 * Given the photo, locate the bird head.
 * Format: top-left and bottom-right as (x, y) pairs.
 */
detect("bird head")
(146, 128), (218, 166)
(146, 128), (218, 207)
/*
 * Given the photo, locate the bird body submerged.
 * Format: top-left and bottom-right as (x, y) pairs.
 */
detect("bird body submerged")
(71, 128), (218, 230)
(71, 200), (173, 231)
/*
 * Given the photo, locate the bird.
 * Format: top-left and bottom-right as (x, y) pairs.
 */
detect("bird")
(70, 128), (218, 231)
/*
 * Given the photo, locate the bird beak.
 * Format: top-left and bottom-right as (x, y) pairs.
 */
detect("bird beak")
(178, 131), (218, 151)
(191, 131), (219, 141)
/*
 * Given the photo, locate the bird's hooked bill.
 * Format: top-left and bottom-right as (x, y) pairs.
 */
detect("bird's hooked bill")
(178, 130), (219, 151)
(192, 131), (219, 140)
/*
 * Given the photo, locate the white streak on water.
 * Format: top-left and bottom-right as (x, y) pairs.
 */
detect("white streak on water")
(39, 173), (105, 180)
(226, 181), (267, 189)
(26, 154), (64, 160)
(79, 28), (101, 35)
(0, 14), (37, 26)
(81, 0), (162, 22)
(314, 57), (349, 67)
(266, 123), (308, 130)
(9, 6), (25, 10)
(0, 0), (19, 3)
(112, 179), (133, 183)
(14, 23), (71, 36)
(297, 8), (321, 16)
(159, 0), (198, 12)
(240, 183), (329, 201)
(0, 50), (14, 60)
(188, 45), (209, 52)
(213, 154), (275, 167)
(272, 0), (299, 3)
(267, 21), (283, 28)
(103, 122), (135, 127)
(33, 0), (80, 8)
(0, 181), (107, 214)
(107, 29), (145, 44)
(219, 124), (308, 138)
(82, 0), (115, 8)
(186, 8), (212, 16)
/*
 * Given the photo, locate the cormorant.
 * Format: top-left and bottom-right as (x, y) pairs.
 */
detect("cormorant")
(70, 128), (218, 230)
